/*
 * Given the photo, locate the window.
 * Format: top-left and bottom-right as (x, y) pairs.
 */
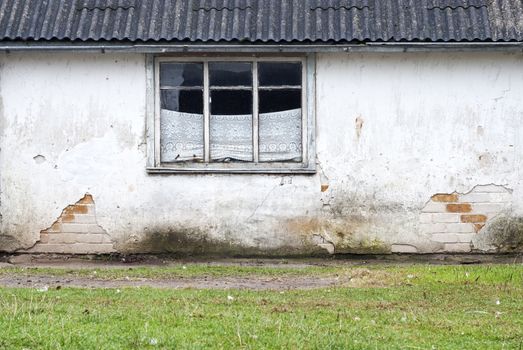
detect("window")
(147, 56), (315, 173)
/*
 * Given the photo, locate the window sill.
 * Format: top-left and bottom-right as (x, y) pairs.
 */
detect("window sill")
(146, 166), (316, 175)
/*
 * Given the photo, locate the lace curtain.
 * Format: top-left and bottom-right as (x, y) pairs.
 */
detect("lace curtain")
(160, 109), (204, 162)
(259, 108), (302, 162)
(160, 108), (302, 163)
(210, 114), (253, 161)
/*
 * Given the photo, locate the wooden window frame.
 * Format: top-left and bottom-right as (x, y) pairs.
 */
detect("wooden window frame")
(146, 54), (316, 174)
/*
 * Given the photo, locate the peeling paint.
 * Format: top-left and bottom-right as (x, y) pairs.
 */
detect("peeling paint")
(317, 158), (330, 193)
(419, 184), (513, 253)
(355, 116), (364, 140)
(285, 216), (391, 255)
(33, 155), (46, 164)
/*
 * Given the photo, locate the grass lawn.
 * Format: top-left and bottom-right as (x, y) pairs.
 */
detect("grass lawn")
(0, 263), (522, 349)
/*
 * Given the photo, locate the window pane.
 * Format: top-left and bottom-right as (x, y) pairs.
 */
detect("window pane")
(211, 90), (252, 115)
(160, 63), (203, 87)
(210, 90), (253, 162)
(258, 89), (301, 114)
(160, 109), (204, 162)
(259, 90), (302, 162)
(209, 62), (252, 87)
(258, 62), (302, 86)
(161, 90), (203, 114)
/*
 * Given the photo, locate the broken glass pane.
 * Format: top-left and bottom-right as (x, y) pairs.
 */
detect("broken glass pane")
(161, 90), (203, 114)
(258, 89), (301, 114)
(211, 90), (252, 115)
(209, 62), (252, 87)
(258, 62), (302, 86)
(259, 89), (302, 162)
(160, 63), (203, 87)
(210, 90), (253, 162)
(160, 109), (204, 162)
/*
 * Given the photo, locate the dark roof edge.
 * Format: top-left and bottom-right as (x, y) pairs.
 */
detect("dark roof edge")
(1, 42), (522, 53)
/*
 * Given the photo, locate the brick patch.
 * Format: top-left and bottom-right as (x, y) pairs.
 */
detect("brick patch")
(473, 223), (485, 233)
(419, 185), (512, 253)
(461, 214), (487, 223)
(431, 194), (459, 203)
(28, 194), (114, 254)
(446, 204), (472, 213)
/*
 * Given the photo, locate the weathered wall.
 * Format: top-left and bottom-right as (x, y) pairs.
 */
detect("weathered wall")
(0, 51), (522, 255)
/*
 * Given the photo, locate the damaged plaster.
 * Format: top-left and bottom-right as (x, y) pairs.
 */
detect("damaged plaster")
(26, 194), (114, 254)
(415, 184), (513, 253)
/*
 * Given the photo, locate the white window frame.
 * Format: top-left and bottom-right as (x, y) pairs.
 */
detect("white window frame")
(146, 54), (316, 174)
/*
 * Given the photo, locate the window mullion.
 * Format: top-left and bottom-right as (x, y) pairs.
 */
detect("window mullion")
(253, 61), (259, 163)
(203, 61), (210, 163)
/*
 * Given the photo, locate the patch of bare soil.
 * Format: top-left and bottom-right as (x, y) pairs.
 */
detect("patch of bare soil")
(0, 268), (397, 290)
(0, 275), (346, 290)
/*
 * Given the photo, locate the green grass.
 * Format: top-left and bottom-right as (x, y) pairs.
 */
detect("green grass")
(0, 264), (522, 349)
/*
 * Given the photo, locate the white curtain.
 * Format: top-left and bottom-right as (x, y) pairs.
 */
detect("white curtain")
(160, 109), (302, 163)
(210, 114), (253, 162)
(160, 109), (204, 162)
(259, 108), (302, 162)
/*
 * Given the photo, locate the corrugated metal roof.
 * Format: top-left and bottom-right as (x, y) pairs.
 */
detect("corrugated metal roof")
(0, 0), (522, 43)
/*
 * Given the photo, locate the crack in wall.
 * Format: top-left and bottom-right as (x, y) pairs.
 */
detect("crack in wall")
(312, 231), (336, 254)
(317, 158), (330, 193)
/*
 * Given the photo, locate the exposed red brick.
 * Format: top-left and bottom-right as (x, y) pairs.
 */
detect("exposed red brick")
(431, 194), (459, 203)
(446, 203), (472, 213)
(32, 193), (115, 255)
(461, 215), (487, 223)
(63, 205), (75, 215)
(321, 184), (329, 192)
(78, 194), (94, 205)
(61, 214), (75, 222)
(64, 204), (89, 215)
(39, 233), (49, 244)
(48, 222), (62, 232)
(474, 223), (485, 233)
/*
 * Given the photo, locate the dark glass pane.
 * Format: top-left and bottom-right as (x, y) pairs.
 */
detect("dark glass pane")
(258, 62), (301, 86)
(160, 63), (203, 87)
(161, 89), (203, 114)
(259, 89), (301, 114)
(211, 90), (252, 115)
(209, 62), (252, 87)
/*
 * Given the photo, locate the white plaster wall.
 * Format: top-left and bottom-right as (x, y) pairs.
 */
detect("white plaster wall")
(316, 52), (523, 253)
(0, 51), (521, 254)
